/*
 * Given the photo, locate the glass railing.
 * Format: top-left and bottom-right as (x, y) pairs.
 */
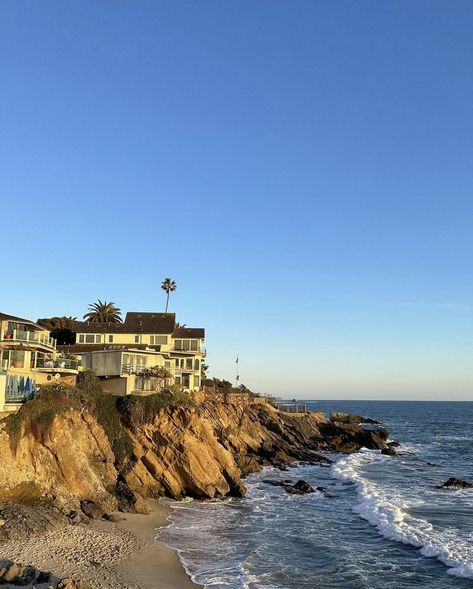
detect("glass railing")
(172, 346), (206, 355)
(2, 330), (56, 348)
(36, 358), (79, 371)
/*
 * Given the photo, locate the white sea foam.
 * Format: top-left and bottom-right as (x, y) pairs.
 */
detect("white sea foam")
(331, 450), (473, 578)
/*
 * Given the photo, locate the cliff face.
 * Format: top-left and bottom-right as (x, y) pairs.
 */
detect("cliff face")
(0, 398), (388, 513)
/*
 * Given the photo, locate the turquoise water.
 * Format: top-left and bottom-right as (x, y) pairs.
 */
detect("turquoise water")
(158, 401), (473, 588)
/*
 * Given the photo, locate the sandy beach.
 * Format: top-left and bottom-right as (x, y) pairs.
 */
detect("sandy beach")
(0, 499), (201, 589)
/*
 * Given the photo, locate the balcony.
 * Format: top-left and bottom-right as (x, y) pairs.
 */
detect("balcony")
(171, 347), (206, 356)
(35, 358), (79, 373)
(1, 329), (56, 350)
(121, 363), (146, 375)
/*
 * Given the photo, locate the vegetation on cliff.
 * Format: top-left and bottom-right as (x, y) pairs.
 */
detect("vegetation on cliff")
(0, 375), (390, 512)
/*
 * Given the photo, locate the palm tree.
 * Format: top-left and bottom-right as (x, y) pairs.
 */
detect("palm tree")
(83, 300), (122, 323)
(161, 278), (177, 313)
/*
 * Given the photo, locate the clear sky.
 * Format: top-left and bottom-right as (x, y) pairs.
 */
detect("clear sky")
(1, 1), (473, 400)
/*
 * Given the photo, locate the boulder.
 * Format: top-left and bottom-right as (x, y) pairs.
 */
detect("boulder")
(80, 500), (104, 520)
(285, 480), (315, 495)
(330, 412), (381, 425)
(102, 512), (123, 523)
(440, 477), (473, 489)
(381, 447), (397, 456)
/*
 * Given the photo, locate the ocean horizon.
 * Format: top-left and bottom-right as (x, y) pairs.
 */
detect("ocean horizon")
(159, 400), (473, 588)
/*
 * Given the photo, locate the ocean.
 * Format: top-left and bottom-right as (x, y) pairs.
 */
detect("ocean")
(158, 401), (473, 588)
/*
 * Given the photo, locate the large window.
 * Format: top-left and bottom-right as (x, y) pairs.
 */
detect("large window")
(174, 339), (199, 351)
(10, 350), (26, 368)
(150, 335), (168, 345)
(85, 335), (95, 343)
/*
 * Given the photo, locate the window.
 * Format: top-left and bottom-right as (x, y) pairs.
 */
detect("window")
(150, 335), (168, 345)
(194, 375), (200, 388)
(190, 340), (198, 351)
(95, 335), (102, 343)
(85, 334), (95, 343)
(134, 335), (140, 343)
(165, 361), (171, 368)
(186, 358), (193, 369)
(195, 359), (200, 370)
(79, 334), (85, 343)
(10, 350), (25, 369)
(108, 335), (114, 343)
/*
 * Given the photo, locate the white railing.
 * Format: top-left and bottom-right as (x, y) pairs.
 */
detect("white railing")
(1, 329), (56, 349)
(121, 363), (147, 375)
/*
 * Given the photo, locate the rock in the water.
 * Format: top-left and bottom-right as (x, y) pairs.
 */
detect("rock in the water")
(285, 480), (315, 494)
(381, 447), (397, 456)
(440, 477), (473, 489)
(330, 412), (381, 425)
(263, 479), (294, 488)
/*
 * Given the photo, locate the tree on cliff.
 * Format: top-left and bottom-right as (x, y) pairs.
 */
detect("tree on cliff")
(83, 300), (122, 323)
(161, 278), (177, 313)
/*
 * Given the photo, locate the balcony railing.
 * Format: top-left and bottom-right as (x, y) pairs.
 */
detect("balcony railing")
(1, 329), (56, 349)
(121, 363), (147, 375)
(36, 358), (79, 372)
(171, 347), (206, 356)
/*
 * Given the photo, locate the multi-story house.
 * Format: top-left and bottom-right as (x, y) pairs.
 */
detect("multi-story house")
(0, 312), (79, 413)
(58, 312), (205, 396)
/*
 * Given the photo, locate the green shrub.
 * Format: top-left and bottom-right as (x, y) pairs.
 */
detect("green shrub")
(5, 373), (192, 469)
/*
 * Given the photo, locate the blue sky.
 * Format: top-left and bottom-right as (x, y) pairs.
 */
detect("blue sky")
(1, 1), (473, 399)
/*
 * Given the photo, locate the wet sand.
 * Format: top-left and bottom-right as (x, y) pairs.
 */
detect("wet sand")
(0, 499), (201, 589)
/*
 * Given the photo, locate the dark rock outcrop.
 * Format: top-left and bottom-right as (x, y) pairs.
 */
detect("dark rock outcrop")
(440, 477), (473, 489)
(0, 560), (91, 588)
(330, 412), (381, 425)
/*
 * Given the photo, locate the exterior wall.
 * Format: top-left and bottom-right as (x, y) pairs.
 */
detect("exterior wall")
(85, 351), (122, 377)
(74, 329), (205, 393)
(100, 377), (128, 396)
(0, 373), (6, 412)
(76, 332), (173, 350)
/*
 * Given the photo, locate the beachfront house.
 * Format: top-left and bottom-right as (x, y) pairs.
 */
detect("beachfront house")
(58, 312), (205, 395)
(0, 312), (79, 413)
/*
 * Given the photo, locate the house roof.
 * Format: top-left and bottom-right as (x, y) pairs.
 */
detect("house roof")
(172, 327), (205, 339)
(71, 312), (177, 334)
(0, 312), (45, 330)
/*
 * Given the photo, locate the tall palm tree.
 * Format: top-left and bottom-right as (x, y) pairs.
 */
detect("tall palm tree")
(83, 300), (122, 323)
(161, 278), (177, 313)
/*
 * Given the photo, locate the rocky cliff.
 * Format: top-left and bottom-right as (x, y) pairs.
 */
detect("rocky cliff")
(0, 389), (389, 519)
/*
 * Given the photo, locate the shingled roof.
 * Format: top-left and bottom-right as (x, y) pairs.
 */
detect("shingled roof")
(0, 313), (44, 330)
(172, 327), (205, 339)
(71, 312), (176, 334)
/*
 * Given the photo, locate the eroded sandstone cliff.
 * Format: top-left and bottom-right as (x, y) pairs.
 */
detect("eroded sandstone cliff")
(0, 392), (389, 517)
